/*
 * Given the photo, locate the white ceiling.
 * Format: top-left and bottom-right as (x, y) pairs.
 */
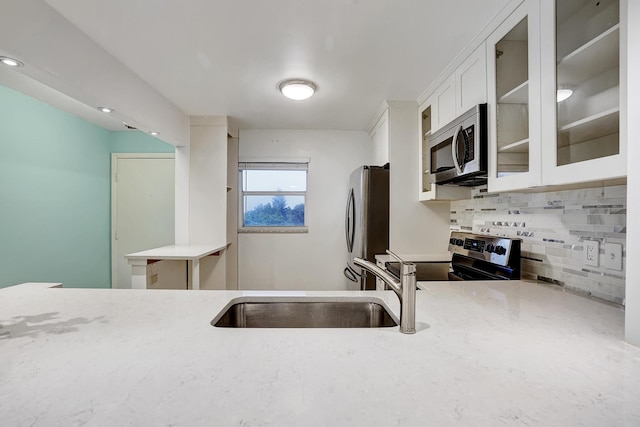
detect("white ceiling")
(3, 0), (512, 132)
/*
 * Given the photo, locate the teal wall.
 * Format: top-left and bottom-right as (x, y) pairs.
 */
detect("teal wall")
(0, 85), (174, 288)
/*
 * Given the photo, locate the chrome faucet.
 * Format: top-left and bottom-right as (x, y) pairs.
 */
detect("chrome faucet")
(354, 250), (416, 334)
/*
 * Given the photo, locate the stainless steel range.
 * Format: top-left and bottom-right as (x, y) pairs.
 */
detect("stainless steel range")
(448, 231), (521, 280)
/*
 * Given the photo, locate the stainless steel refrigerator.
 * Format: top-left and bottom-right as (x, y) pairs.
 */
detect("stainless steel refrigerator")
(344, 165), (389, 290)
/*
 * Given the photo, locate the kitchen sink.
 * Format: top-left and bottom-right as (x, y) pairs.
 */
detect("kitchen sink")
(211, 297), (398, 328)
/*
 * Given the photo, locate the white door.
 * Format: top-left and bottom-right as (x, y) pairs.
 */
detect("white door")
(112, 154), (175, 289)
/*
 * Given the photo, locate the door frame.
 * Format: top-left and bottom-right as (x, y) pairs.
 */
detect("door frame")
(111, 153), (175, 289)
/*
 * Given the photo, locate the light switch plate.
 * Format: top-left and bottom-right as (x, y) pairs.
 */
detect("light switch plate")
(603, 243), (623, 271)
(584, 240), (599, 267)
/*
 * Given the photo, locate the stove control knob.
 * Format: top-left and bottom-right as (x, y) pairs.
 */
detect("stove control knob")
(494, 246), (507, 256)
(455, 239), (464, 246)
(486, 244), (495, 253)
(449, 238), (456, 245)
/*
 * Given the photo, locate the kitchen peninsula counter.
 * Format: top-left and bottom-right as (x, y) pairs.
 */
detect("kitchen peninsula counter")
(1, 281), (639, 426)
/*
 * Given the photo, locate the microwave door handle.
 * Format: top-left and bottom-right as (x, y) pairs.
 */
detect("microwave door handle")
(451, 126), (464, 175)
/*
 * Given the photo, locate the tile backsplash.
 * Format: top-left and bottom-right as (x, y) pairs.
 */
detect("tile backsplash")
(450, 185), (626, 304)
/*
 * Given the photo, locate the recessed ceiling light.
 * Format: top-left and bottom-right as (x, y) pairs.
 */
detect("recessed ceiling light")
(0, 56), (24, 67)
(556, 89), (573, 102)
(149, 131), (159, 136)
(97, 107), (114, 113)
(278, 79), (317, 101)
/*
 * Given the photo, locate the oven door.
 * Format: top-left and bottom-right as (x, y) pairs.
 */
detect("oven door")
(450, 254), (514, 280)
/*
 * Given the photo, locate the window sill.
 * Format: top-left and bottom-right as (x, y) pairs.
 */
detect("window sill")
(238, 226), (309, 234)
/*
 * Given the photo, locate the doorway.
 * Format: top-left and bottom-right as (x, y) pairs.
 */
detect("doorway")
(111, 153), (175, 289)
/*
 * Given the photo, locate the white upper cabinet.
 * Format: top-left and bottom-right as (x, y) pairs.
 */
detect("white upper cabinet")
(418, 99), (433, 198)
(540, 0), (625, 185)
(370, 108), (390, 166)
(487, 0), (542, 192)
(429, 44), (488, 136)
(420, 0), (626, 196)
(430, 74), (457, 134)
(455, 43), (488, 115)
(417, 42), (487, 201)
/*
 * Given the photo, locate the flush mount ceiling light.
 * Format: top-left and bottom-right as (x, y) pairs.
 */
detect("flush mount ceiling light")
(278, 79), (317, 101)
(97, 106), (114, 113)
(0, 56), (24, 67)
(556, 89), (573, 102)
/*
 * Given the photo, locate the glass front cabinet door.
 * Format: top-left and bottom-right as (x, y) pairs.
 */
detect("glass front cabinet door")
(541, 0), (625, 185)
(487, 0), (542, 192)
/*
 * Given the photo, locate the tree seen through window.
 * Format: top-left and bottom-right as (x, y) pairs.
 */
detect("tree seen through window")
(244, 194), (304, 226)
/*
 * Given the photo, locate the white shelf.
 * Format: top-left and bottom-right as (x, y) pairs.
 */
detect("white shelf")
(557, 24), (619, 86)
(499, 138), (529, 153)
(498, 80), (528, 104)
(125, 244), (228, 261)
(558, 107), (619, 146)
(419, 184), (471, 202)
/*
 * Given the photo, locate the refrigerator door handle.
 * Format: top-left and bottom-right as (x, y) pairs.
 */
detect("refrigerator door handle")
(345, 189), (355, 252)
(344, 266), (360, 282)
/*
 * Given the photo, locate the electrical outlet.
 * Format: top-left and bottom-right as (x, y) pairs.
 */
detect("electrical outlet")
(603, 243), (623, 271)
(584, 240), (599, 267)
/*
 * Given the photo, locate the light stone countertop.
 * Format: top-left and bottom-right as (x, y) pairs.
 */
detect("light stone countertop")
(1, 281), (639, 426)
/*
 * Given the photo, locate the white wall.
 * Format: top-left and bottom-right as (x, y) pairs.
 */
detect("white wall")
(370, 109), (390, 166)
(387, 101), (451, 254)
(188, 117), (227, 245)
(625, 0), (640, 345)
(186, 116), (229, 290)
(238, 129), (370, 291)
(226, 136), (239, 290)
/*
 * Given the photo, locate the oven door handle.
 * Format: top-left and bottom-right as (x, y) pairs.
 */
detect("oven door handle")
(451, 125), (464, 175)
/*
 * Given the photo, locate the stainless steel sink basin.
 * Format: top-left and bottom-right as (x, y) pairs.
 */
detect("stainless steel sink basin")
(211, 297), (398, 328)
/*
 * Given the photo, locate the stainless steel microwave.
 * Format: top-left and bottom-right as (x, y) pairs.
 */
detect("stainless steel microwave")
(430, 104), (487, 186)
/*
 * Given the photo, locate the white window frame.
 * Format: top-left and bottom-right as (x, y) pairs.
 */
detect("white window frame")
(238, 160), (309, 234)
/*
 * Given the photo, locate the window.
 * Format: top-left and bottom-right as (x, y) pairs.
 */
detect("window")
(238, 161), (308, 233)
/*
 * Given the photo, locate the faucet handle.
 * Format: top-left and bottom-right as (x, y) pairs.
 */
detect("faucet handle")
(386, 249), (405, 263)
(386, 249), (416, 274)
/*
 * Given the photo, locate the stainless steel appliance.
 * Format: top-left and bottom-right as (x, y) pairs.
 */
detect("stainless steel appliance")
(385, 261), (449, 282)
(344, 165), (389, 290)
(430, 104), (487, 186)
(448, 231), (521, 280)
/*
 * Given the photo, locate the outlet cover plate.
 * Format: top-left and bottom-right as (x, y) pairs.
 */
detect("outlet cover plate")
(584, 240), (599, 267)
(603, 243), (623, 271)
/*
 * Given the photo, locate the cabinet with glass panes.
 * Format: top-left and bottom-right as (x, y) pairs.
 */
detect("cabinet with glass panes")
(487, 0), (541, 192)
(541, 0), (624, 184)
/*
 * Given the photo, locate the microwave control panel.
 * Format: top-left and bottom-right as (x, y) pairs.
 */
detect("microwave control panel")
(463, 125), (475, 163)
